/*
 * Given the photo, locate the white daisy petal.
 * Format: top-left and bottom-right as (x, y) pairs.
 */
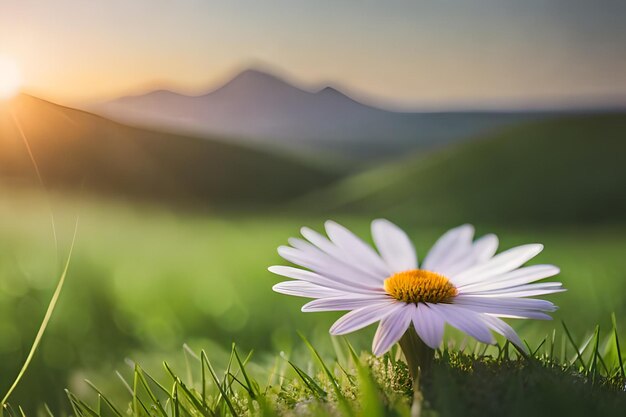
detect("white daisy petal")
(471, 234), (500, 263)
(430, 304), (496, 345)
(300, 227), (355, 266)
(454, 294), (557, 312)
(412, 303), (446, 349)
(272, 281), (347, 298)
(466, 282), (565, 298)
(469, 308), (552, 320)
(302, 295), (391, 312)
(371, 219), (417, 273)
(324, 220), (391, 278)
(329, 301), (399, 335)
(480, 315), (528, 353)
(450, 244), (544, 287)
(287, 237), (311, 251)
(268, 265), (383, 294)
(372, 303), (415, 356)
(301, 226), (338, 253)
(453, 296), (555, 319)
(422, 224), (474, 273)
(459, 265), (560, 292)
(283, 239), (383, 284)
(299, 227), (388, 282)
(440, 234), (499, 276)
(277, 246), (381, 288)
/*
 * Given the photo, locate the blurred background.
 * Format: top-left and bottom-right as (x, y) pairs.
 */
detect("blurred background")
(0, 0), (625, 413)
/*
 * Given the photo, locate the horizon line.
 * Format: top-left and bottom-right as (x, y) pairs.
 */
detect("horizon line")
(20, 63), (626, 114)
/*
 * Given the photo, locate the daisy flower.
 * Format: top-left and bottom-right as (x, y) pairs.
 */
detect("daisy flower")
(270, 220), (564, 357)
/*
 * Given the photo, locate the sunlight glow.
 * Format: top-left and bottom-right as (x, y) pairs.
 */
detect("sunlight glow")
(0, 55), (22, 100)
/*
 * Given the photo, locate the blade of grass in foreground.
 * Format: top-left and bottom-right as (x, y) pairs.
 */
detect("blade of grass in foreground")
(0, 219), (78, 409)
(612, 313), (625, 379)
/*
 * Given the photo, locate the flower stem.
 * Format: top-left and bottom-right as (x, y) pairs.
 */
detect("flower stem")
(398, 326), (434, 417)
(398, 326), (434, 380)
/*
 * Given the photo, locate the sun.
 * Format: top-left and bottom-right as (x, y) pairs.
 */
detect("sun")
(0, 55), (22, 100)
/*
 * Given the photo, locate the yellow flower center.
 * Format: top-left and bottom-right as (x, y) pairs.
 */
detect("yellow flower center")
(383, 269), (457, 304)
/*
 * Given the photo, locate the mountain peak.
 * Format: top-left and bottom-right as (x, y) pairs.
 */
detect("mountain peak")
(233, 68), (280, 80)
(223, 68), (292, 89)
(317, 86), (340, 95)
(316, 86), (353, 100)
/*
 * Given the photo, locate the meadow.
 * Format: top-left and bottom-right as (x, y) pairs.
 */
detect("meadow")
(1, 185), (625, 414)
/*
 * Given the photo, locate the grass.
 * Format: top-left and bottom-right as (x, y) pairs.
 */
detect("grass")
(9, 324), (625, 417)
(0, 220), (75, 408)
(1, 186), (626, 414)
(309, 114), (626, 225)
(0, 94), (338, 205)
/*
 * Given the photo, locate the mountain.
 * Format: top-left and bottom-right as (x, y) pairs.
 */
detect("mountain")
(91, 68), (545, 160)
(0, 94), (338, 205)
(306, 114), (626, 225)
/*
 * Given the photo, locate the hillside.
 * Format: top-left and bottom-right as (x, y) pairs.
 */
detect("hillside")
(311, 114), (626, 225)
(91, 68), (542, 160)
(0, 94), (338, 205)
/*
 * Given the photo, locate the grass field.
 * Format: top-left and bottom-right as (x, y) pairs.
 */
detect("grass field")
(0, 95), (338, 205)
(312, 114), (626, 225)
(1, 186), (625, 413)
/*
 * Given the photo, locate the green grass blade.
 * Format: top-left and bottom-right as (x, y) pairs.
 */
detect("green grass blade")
(588, 326), (600, 384)
(355, 356), (384, 417)
(285, 359), (327, 399)
(562, 321), (588, 372)
(233, 345), (258, 398)
(200, 351), (239, 416)
(65, 390), (100, 417)
(530, 337), (547, 358)
(115, 371), (133, 396)
(344, 339), (360, 365)
(612, 313), (625, 379)
(135, 365), (167, 416)
(136, 363), (172, 398)
(0, 220), (78, 407)
(120, 370), (154, 417)
(84, 380), (124, 417)
(172, 385), (179, 417)
(164, 361), (214, 417)
(64, 391), (84, 417)
(168, 381), (195, 417)
(298, 333), (342, 394)
(298, 333), (354, 417)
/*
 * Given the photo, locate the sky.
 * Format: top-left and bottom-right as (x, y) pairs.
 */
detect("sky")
(1, 0), (625, 109)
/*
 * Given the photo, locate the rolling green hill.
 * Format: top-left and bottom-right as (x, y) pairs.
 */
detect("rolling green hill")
(311, 114), (626, 225)
(0, 94), (337, 205)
